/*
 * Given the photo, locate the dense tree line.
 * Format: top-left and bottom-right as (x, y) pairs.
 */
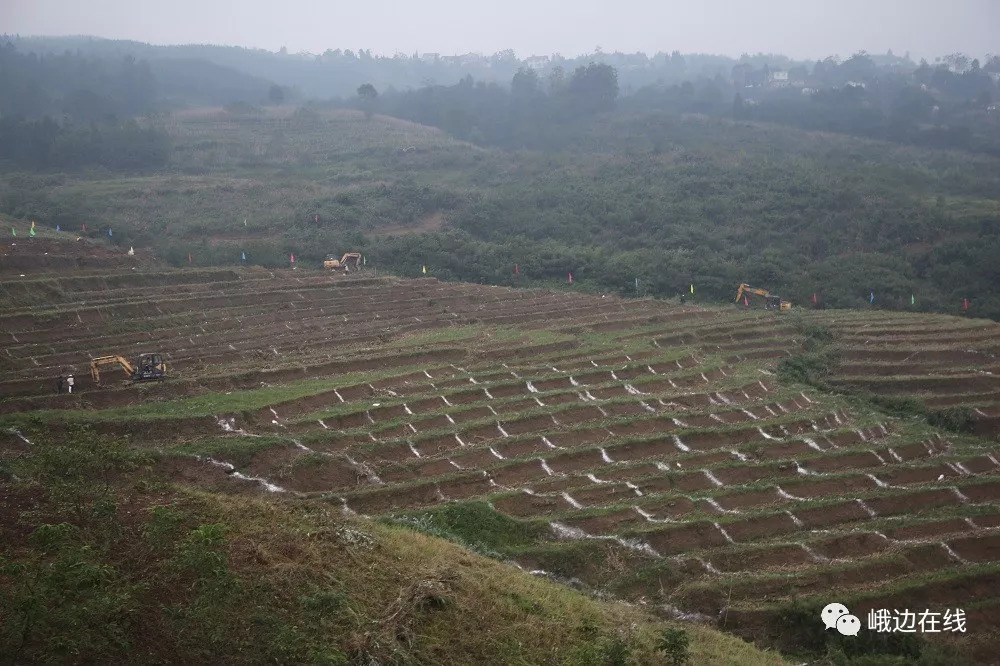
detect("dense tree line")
(0, 116), (170, 171)
(361, 63), (619, 148)
(346, 51), (1000, 155)
(0, 42), (157, 120)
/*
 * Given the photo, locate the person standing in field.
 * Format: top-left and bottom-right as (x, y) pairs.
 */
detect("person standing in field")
(66, 374), (74, 394)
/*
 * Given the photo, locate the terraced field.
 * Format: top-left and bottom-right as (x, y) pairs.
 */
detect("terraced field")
(2, 235), (999, 661)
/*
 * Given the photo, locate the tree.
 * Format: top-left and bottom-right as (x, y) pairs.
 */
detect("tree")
(567, 63), (619, 115)
(357, 83), (378, 119)
(268, 84), (285, 105)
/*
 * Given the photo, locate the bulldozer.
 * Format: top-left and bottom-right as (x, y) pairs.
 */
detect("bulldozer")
(735, 283), (792, 311)
(90, 353), (167, 387)
(324, 252), (362, 272)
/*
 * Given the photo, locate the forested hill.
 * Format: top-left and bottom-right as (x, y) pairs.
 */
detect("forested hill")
(1, 37), (999, 321)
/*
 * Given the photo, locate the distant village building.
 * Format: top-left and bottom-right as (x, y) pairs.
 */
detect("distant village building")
(768, 70), (789, 88)
(845, 81), (866, 89)
(441, 53), (484, 66)
(525, 55), (550, 71)
(421, 53), (440, 62)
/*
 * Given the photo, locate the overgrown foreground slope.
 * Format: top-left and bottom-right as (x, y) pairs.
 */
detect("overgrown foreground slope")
(2, 236), (999, 663)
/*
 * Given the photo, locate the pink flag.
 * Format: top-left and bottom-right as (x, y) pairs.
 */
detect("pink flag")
(568, 272), (573, 284)
(82, 223), (87, 232)
(813, 293), (818, 304)
(514, 263), (519, 275)
(963, 298), (969, 312)
(743, 296), (749, 307)
(290, 253), (296, 263)
(188, 253), (193, 263)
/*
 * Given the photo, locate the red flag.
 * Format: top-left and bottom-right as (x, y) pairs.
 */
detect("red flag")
(963, 298), (969, 312)
(188, 253), (193, 263)
(568, 272), (573, 284)
(812, 292), (818, 304)
(514, 263), (519, 275)
(290, 253), (296, 263)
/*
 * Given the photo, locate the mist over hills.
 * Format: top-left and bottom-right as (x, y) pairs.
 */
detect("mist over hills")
(1, 34), (999, 320)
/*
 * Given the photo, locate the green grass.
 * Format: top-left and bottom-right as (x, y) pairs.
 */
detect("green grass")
(386, 501), (548, 559)
(171, 435), (289, 468)
(1, 366), (437, 424)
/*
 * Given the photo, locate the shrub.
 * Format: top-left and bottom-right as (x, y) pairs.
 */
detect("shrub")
(657, 627), (691, 665)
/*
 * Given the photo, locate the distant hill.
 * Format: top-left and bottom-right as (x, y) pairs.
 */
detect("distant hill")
(2, 106), (998, 321)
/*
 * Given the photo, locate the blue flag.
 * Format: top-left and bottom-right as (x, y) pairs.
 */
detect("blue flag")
(869, 291), (875, 304)
(241, 251), (247, 261)
(108, 228), (113, 237)
(56, 224), (60, 232)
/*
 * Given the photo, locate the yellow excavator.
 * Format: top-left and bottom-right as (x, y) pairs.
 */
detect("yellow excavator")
(324, 252), (362, 272)
(735, 283), (792, 311)
(90, 353), (167, 387)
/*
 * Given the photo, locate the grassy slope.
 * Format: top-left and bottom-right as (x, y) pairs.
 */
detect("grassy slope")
(0, 427), (786, 665)
(4, 107), (999, 318)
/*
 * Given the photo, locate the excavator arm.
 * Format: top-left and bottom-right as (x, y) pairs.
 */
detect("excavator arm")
(735, 283), (792, 311)
(735, 283), (772, 302)
(90, 356), (134, 386)
(326, 252), (362, 271)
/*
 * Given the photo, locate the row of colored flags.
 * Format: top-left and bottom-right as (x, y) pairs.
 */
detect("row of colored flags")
(11, 221), (109, 236)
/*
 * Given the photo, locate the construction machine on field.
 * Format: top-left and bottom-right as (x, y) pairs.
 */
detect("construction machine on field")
(90, 353), (167, 387)
(324, 252), (362, 272)
(735, 283), (792, 311)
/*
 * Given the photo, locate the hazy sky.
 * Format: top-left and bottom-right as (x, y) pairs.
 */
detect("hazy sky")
(3, 0), (997, 61)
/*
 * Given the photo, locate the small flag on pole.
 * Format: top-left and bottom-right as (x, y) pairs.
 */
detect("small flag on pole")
(244, 218), (247, 227)
(29, 226), (36, 238)
(56, 224), (60, 232)
(10, 227), (15, 237)
(241, 251), (246, 261)
(812, 292), (818, 304)
(911, 294), (915, 306)
(568, 272), (573, 284)
(963, 298), (969, 312)
(188, 253), (193, 263)
(290, 253), (295, 263)
(744, 296), (749, 307)
(30, 220), (35, 230)
(514, 263), (519, 276)
(635, 277), (639, 290)
(108, 228), (113, 237)
(362, 255), (366, 265)
(127, 246), (135, 256)
(690, 284), (694, 295)
(869, 290), (875, 304)
(82, 223), (86, 232)
(422, 265), (427, 275)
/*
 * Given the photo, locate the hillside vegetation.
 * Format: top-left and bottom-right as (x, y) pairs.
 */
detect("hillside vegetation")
(3, 106), (999, 320)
